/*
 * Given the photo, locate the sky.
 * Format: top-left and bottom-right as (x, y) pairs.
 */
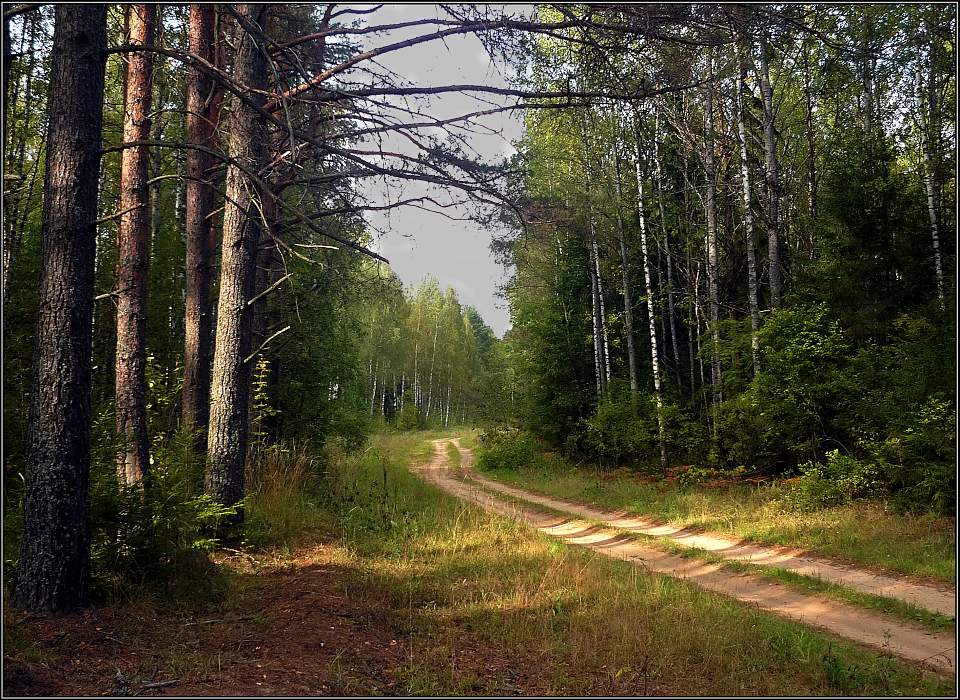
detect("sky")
(348, 4), (528, 337)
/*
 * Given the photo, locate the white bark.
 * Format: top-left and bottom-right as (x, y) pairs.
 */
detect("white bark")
(634, 139), (668, 470)
(759, 41), (782, 309)
(613, 151), (638, 400)
(737, 62), (761, 377)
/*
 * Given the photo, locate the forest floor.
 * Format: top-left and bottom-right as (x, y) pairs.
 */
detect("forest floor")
(3, 433), (955, 696)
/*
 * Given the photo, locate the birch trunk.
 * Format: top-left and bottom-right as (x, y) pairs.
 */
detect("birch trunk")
(588, 220), (604, 400)
(737, 60), (761, 377)
(704, 75), (722, 409)
(653, 108), (681, 382)
(918, 28), (944, 302)
(613, 151), (638, 400)
(634, 139), (668, 470)
(759, 40), (782, 310)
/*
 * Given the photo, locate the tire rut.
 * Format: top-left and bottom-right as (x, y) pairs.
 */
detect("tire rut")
(414, 439), (955, 676)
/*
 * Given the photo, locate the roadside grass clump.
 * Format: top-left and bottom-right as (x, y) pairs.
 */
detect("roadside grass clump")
(243, 439), (331, 550)
(473, 448), (955, 582)
(311, 434), (952, 696)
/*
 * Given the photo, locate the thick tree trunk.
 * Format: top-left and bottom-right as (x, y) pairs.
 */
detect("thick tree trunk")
(737, 62), (761, 377)
(634, 143), (668, 471)
(206, 5), (270, 517)
(114, 4), (155, 488)
(12, 4), (106, 613)
(759, 41), (782, 309)
(613, 152), (638, 401)
(183, 4), (220, 447)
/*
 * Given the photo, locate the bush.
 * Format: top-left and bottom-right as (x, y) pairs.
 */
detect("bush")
(784, 450), (886, 511)
(873, 396), (955, 515)
(475, 427), (544, 471)
(89, 428), (242, 591)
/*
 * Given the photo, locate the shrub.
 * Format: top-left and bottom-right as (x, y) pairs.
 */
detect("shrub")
(784, 450), (885, 511)
(873, 396), (955, 515)
(475, 427), (544, 471)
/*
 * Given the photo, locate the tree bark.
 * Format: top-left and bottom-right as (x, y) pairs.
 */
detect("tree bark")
(588, 231), (603, 401)
(183, 4), (220, 447)
(12, 4), (106, 613)
(612, 151), (638, 401)
(653, 107), (681, 385)
(704, 73), (722, 411)
(737, 58), (761, 377)
(114, 4), (155, 487)
(206, 4), (270, 517)
(634, 138), (668, 470)
(759, 40), (782, 310)
(918, 22), (944, 302)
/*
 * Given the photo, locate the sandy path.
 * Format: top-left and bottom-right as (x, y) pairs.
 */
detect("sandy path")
(448, 440), (956, 618)
(415, 439), (955, 675)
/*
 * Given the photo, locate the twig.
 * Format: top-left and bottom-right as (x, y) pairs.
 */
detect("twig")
(133, 679), (179, 695)
(243, 325), (290, 364)
(183, 615), (255, 627)
(247, 273), (293, 308)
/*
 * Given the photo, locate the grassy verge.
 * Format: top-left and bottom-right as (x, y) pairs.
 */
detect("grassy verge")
(466, 479), (955, 633)
(474, 456), (956, 583)
(314, 433), (951, 695)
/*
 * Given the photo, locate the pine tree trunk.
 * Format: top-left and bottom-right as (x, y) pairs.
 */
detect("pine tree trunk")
(206, 5), (270, 517)
(183, 4), (220, 447)
(13, 4), (106, 613)
(737, 60), (761, 377)
(759, 41), (782, 309)
(114, 4), (155, 488)
(634, 140), (668, 471)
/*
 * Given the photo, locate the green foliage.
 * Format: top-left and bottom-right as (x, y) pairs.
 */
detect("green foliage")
(784, 451), (886, 512)
(872, 396), (956, 515)
(475, 427), (545, 472)
(89, 427), (242, 595)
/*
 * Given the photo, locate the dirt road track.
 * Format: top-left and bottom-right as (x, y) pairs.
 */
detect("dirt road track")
(414, 439), (955, 676)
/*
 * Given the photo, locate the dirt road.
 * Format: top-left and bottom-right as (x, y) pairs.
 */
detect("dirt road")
(416, 439), (955, 675)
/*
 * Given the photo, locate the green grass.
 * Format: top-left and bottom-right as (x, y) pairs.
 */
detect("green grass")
(313, 433), (953, 696)
(474, 457), (956, 583)
(468, 477), (955, 633)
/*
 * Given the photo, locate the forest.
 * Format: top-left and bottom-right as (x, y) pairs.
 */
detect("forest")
(2, 3), (956, 697)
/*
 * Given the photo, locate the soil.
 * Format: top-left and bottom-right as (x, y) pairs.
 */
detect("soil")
(3, 541), (550, 697)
